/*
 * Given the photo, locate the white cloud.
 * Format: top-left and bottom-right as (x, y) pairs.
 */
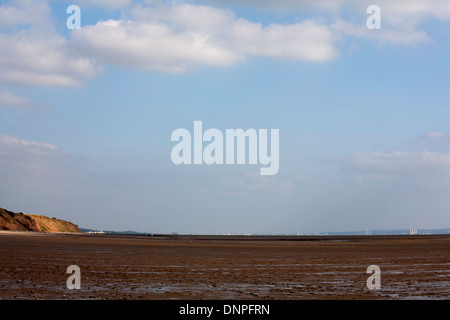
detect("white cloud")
(332, 19), (431, 45)
(0, 90), (53, 112)
(71, 19), (241, 73)
(0, 1), (101, 87)
(235, 19), (337, 61)
(135, 4), (338, 62)
(0, 28), (101, 87)
(0, 0), (447, 86)
(0, 0), (51, 30)
(425, 131), (446, 139)
(380, 0), (450, 24)
(339, 151), (450, 181)
(70, 4), (337, 73)
(0, 134), (61, 156)
(207, 0), (450, 45)
(69, 0), (449, 75)
(418, 131), (450, 148)
(0, 90), (31, 109)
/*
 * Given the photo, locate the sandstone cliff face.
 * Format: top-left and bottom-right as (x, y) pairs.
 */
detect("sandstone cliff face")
(0, 208), (38, 231)
(0, 207), (81, 233)
(28, 214), (82, 233)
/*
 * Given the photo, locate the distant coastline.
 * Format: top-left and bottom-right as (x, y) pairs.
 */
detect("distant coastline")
(79, 227), (450, 238)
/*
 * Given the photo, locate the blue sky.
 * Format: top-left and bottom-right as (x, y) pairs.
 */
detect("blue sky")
(0, 0), (449, 234)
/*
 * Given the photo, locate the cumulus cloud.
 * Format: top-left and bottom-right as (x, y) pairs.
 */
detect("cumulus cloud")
(69, 0), (449, 75)
(0, 0), (51, 30)
(380, 0), (450, 24)
(0, 0), (101, 87)
(70, 4), (337, 73)
(206, 0), (450, 45)
(0, 0), (446, 85)
(130, 4), (337, 61)
(332, 19), (430, 45)
(71, 19), (241, 73)
(0, 28), (101, 87)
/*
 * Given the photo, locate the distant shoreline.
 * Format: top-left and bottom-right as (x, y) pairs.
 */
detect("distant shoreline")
(2, 229), (449, 242)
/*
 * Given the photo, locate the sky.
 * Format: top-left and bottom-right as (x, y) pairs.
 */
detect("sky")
(0, 0), (449, 234)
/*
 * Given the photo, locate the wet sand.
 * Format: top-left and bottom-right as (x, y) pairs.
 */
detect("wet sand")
(0, 231), (449, 300)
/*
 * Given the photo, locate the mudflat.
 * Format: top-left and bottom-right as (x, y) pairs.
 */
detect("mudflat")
(0, 231), (449, 300)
